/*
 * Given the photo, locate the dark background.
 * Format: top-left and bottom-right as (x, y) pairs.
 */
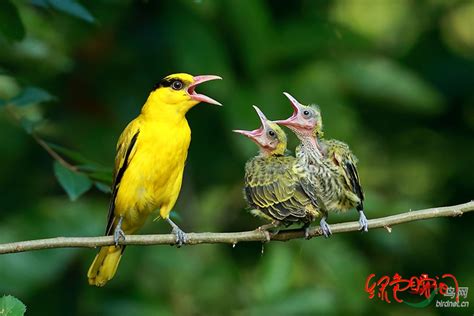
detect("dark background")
(1, 0), (473, 315)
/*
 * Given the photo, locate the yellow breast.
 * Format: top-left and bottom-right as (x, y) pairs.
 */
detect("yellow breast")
(114, 115), (191, 225)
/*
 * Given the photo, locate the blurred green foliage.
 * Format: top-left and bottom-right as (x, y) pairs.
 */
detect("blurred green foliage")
(1, 0), (474, 315)
(0, 295), (26, 316)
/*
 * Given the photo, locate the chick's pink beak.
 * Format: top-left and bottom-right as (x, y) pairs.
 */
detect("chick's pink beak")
(252, 105), (270, 127)
(188, 75), (222, 105)
(232, 127), (264, 140)
(274, 92), (302, 126)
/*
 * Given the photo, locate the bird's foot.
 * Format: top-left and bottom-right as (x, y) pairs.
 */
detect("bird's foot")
(113, 216), (125, 246)
(257, 221), (280, 242)
(259, 229), (271, 242)
(300, 223), (312, 240)
(320, 217), (332, 238)
(166, 218), (187, 247)
(358, 211), (369, 232)
(172, 226), (188, 247)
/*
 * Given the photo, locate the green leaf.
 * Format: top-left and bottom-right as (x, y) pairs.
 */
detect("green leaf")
(77, 164), (112, 174)
(94, 181), (111, 194)
(46, 142), (95, 164)
(169, 211), (182, 222)
(9, 87), (55, 107)
(0, 295), (26, 316)
(78, 164), (113, 184)
(87, 172), (112, 185)
(20, 117), (41, 134)
(53, 161), (93, 201)
(44, 144), (113, 184)
(47, 0), (95, 23)
(0, 1), (25, 42)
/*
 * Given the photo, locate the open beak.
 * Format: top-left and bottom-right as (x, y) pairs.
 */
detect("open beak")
(232, 127), (264, 140)
(252, 105), (270, 127)
(233, 105), (270, 145)
(274, 92), (302, 127)
(232, 127), (263, 138)
(188, 75), (222, 105)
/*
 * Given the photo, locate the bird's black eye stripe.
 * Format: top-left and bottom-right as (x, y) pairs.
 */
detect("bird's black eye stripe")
(152, 78), (184, 91)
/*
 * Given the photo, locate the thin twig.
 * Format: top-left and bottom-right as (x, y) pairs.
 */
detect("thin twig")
(32, 133), (79, 172)
(4, 105), (79, 172)
(0, 201), (473, 255)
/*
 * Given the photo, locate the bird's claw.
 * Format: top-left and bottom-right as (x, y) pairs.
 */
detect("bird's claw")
(358, 211), (369, 232)
(256, 221), (280, 242)
(258, 228), (271, 242)
(113, 227), (125, 246)
(113, 216), (125, 246)
(257, 226), (278, 242)
(166, 218), (188, 247)
(172, 227), (188, 247)
(300, 223), (312, 240)
(320, 218), (332, 238)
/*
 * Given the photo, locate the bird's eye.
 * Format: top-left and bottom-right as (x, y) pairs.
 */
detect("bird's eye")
(268, 130), (276, 137)
(171, 80), (184, 90)
(303, 110), (310, 116)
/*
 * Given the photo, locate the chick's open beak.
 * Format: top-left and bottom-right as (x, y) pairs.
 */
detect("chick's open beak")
(274, 92), (302, 127)
(252, 105), (270, 127)
(233, 126), (269, 149)
(233, 105), (275, 148)
(188, 75), (222, 105)
(232, 127), (264, 140)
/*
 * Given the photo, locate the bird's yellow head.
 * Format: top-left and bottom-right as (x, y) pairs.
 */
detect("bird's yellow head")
(275, 92), (323, 138)
(233, 105), (287, 156)
(144, 73), (222, 116)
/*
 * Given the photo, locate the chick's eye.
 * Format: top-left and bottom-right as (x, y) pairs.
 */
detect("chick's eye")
(303, 110), (310, 116)
(171, 80), (183, 90)
(268, 130), (276, 137)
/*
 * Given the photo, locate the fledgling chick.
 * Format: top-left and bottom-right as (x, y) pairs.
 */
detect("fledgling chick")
(275, 92), (368, 237)
(233, 106), (322, 236)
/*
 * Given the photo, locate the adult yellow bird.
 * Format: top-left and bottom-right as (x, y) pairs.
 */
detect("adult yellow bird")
(87, 73), (222, 286)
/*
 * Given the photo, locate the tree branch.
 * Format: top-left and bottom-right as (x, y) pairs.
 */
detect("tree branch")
(32, 133), (79, 172)
(1, 201), (473, 255)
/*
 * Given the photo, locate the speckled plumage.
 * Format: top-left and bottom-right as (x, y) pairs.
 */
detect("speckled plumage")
(320, 139), (364, 211)
(295, 139), (362, 213)
(244, 154), (320, 224)
(276, 92), (368, 235)
(234, 106), (322, 228)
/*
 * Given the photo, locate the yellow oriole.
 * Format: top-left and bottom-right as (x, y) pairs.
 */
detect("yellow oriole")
(87, 73), (222, 286)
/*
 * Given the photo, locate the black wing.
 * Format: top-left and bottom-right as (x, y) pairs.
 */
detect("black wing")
(344, 160), (364, 211)
(104, 130), (140, 235)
